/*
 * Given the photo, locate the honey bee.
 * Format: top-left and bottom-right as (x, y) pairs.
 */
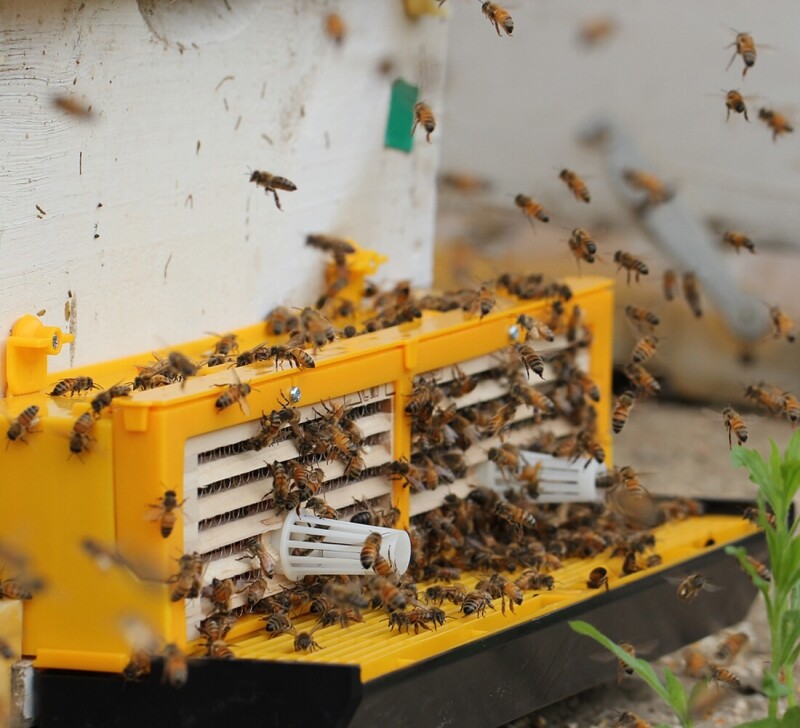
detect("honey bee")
(425, 584), (467, 606)
(743, 555), (771, 582)
(629, 335), (658, 365)
(759, 108), (794, 142)
(726, 31), (756, 77)
(559, 169), (591, 203)
(145, 489), (185, 538)
(724, 90), (750, 121)
(306, 234), (356, 260)
(202, 577), (235, 612)
(439, 172), (490, 193)
(80, 538), (129, 573)
(412, 102), (436, 143)
(6, 405), (40, 445)
(586, 566), (609, 591)
(624, 363), (660, 397)
(462, 285), (496, 319)
(0, 638), (15, 660)
(69, 411), (95, 458)
(272, 343), (316, 370)
(299, 307), (336, 351)
(446, 365), (478, 397)
(715, 632), (749, 662)
(324, 13), (346, 44)
(742, 505), (776, 529)
(769, 306), (795, 342)
(488, 443), (522, 480)
(612, 391), (636, 434)
(305, 496), (338, 520)
(743, 382), (783, 415)
(614, 712), (652, 728)
(460, 589), (496, 617)
(605, 466), (663, 529)
(162, 643), (188, 688)
(513, 343), (545, 379)
(168, 552), (205, 602)
(514, 194), (549, 229)
(293, 625), (324, 653)
(671, 573), (718, 602)
(265, 306), (300, 336)
(578, 17), (616, 47)
(90, 384), (132, 416)
(1, 577), (37, 600)
(614, 251), (649, 284)
(52, 94), (94, 118)
(622, 169), (673, 208)
(369, 577), (407, 612)
(709, 663), (741, 689)
(568, 227), (597, 265)
(663, 270), (678, 302)
(214, 371), (253, 415)
(372, 552), (396, 578)
(566, 305), (584, 344)
(360, 533), (382, 570)
(122, 649), (152, 681)
(682, 272), (703, 317)
(723, 230), (755, 254)
(779, 389), (800, 425)
(48, 377), (101, 397)
(249, 170), (297, 210)
(206, 639), (235, 659)
(624, 306), (659, 335)
(514, 568), (555, 591)
(167, 351), (199, 387)
(683, 646), (710, 679)
(622, 551), (643, 575)
(495, 501), (536, 534)
(489, 573), (523, 615)
(263, 613), (293, 637)
(722, 406), (748, 448)
(481, 2), (513, 36)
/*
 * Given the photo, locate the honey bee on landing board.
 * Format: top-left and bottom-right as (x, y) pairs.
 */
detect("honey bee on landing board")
(249, 170), (297, 210)
(48, 377), (101, 397)
(6, 405), (40, 445)
(214, 370), (253, 415)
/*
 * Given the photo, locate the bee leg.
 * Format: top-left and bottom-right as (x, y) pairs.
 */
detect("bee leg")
(272, 189), (283, 210)
(726, 108), (731, 122)
(725, 48), (738, 71)
(743, 108), (749, 122)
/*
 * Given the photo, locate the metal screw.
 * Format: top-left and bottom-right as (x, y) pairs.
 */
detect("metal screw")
(508, 324), (520, 342)
(289, 386), (301, 403)
(51, 333), (59, 350)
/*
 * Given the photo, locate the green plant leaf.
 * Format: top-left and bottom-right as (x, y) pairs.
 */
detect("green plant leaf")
(762, 669), (792, 700)
(778, 610), (800, 665)
(784, 429), (800, 463)
(569, 620), (669, 703)
(733, 444), (779, 504)
(739, 706), (800, 726)
(663, 666), (689, 718)
(782, 461), (800, 504)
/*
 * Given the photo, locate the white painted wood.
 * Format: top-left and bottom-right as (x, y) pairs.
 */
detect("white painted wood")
(0, 0), (449, 391)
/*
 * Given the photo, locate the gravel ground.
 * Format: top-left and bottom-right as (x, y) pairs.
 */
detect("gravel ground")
(510, 400), (794, 728)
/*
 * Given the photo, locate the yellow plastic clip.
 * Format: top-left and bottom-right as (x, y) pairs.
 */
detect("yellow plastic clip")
(6, 314), (75, 396)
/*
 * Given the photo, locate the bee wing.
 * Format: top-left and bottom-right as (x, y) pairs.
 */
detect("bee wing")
(144, 505), (165, 522)
(606, 485), (665, 529)
(239, 397), (251, 417)
(664, 576), (685, 586)
(118, 613), (163, 653)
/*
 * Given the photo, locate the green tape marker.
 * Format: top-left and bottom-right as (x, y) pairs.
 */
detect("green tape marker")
(385, 78), (419, 153)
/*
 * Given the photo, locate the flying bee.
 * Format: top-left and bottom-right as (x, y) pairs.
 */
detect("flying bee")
(122, 649), (152, 681)
(625, 305), (660, 334)
(249, 170), (297, 210)
(369, 576), (407, 612)
(758, 107), (794, 142)
(726, 31), (756, 77)
(622, 169), (673, 208)
(214, 370), (253, 415)
(360, 533), (382, 570)
(559, 169), (590, 203)
(265, 306), (300, 336)
(709, 663), (741, 689)
(6, 405), (40, 445)
(614, 251), (649, 284)
(162, 644), (188, 689)
(721, 230), (756, 254)
(90, 384), (132, 416)
(517, 314), (554, 342)
(495, 501), (536, 534)
(69, 411), (95, 458)
(670, 573), (719, 602)
(605, 466), (663, 529)
(513, 343), (545, 379)
(48, 377), (101, 397)
(299, 307), (336, 351)
(293, 625), (323, 653)
(412, 102), (436, 143)
(663, 270), (678, 302)
(514, 194), (549, 230)
(624, 363), (660, 397)
(481, 2), (513, 36)
(167, 351), (198, 388)
(683, 647), (710, 679)
(722, 406), (748, 448)
(462, 285), (496, 319)
(460, 589), (496, 617)
(612, 391), (636, 434)
(145, 489), (186, 538)
(168, 553), (205, 602)
(568, 227), (597, 265)
(586, 567), (609, 591)
(566, 305), (584, 343)
(324, 12), (346, 44)
(715, 632), (749, 662)
(306, 234), (356, 260)
(578, 17), (616, 47)
(779, 390), (800, 425)
(631, 335), (659, 365)
(769, 306), (796, 342)
(743, 382), (783, 415)
(682, 272), (703, 317)
(724, 89), (750, 121)
(743, 555), (771, 582)
(1, 577), (39, 600)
